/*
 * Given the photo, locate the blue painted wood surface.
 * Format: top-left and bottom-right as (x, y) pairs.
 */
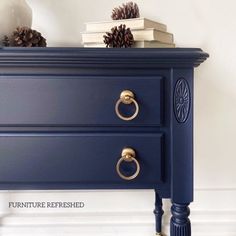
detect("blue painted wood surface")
(171, 203), (191, 236)
(0, 76), (163, 126)
(0, 48), (209, 236)
(154, 190), (164, 234)
(0, 133), (163, 186)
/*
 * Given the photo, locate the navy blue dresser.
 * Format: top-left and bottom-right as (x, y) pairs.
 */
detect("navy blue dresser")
(0, 48), (208, 236)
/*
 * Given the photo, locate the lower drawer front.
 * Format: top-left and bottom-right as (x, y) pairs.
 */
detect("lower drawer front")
(0, 133), (163, 187)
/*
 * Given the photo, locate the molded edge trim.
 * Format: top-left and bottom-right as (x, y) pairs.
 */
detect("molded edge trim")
(0, 48), (209, 68)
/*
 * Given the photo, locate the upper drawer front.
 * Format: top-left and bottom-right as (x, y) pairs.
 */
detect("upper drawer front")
(0, 133), (163, 188)
(0, 76), (163, 126)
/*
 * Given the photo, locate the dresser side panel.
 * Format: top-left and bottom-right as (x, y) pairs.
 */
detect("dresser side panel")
(171, 68), (194, 203)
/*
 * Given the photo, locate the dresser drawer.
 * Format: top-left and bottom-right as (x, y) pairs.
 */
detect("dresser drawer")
(0, 76), (163, 126)
(0, 133), (163, 187)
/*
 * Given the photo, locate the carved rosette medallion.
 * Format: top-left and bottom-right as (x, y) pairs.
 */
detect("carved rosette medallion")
(174, 78), (191, 123)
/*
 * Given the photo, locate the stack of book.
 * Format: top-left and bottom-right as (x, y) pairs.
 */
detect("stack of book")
(82, 17), (175, 48)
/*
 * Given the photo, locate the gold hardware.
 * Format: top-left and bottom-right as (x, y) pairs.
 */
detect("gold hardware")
(116, 148), (140, 181)
(156, 233), (163, 236)
(115, 90), (139, 121)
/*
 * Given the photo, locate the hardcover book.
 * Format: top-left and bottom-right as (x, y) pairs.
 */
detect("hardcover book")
(83, 41), (175, 48)
(82, 28), (174, 44)
(85, 17), (167, 32)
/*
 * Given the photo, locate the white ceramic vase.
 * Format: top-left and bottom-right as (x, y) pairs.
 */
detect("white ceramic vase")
(0, 0), (32, 44)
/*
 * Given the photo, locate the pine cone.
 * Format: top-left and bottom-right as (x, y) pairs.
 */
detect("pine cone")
(2, 36), (10, 47)
(111, 2), (140, 20)
(12, 27), (47, 47)
(103, 24), (134, 48)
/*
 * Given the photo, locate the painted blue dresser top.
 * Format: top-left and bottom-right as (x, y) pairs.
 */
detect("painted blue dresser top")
(0, 48), (208, 68)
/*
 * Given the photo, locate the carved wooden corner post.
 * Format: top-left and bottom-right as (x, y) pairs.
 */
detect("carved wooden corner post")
(154, 191), (164, 236)
(170, 69), (194, 236)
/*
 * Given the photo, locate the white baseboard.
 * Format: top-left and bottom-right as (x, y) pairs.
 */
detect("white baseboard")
(0, 189), (235, 236)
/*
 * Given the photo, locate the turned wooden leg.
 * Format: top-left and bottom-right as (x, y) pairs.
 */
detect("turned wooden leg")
(153, 191), (164, 236)
(170, 203), (191, 236)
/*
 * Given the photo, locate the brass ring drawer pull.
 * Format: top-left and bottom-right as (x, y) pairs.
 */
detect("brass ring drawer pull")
(116, 148), (140, 181)
(115, 90), (139, 121)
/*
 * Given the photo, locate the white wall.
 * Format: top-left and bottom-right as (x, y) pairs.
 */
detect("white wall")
(1, 0), (236, 235)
